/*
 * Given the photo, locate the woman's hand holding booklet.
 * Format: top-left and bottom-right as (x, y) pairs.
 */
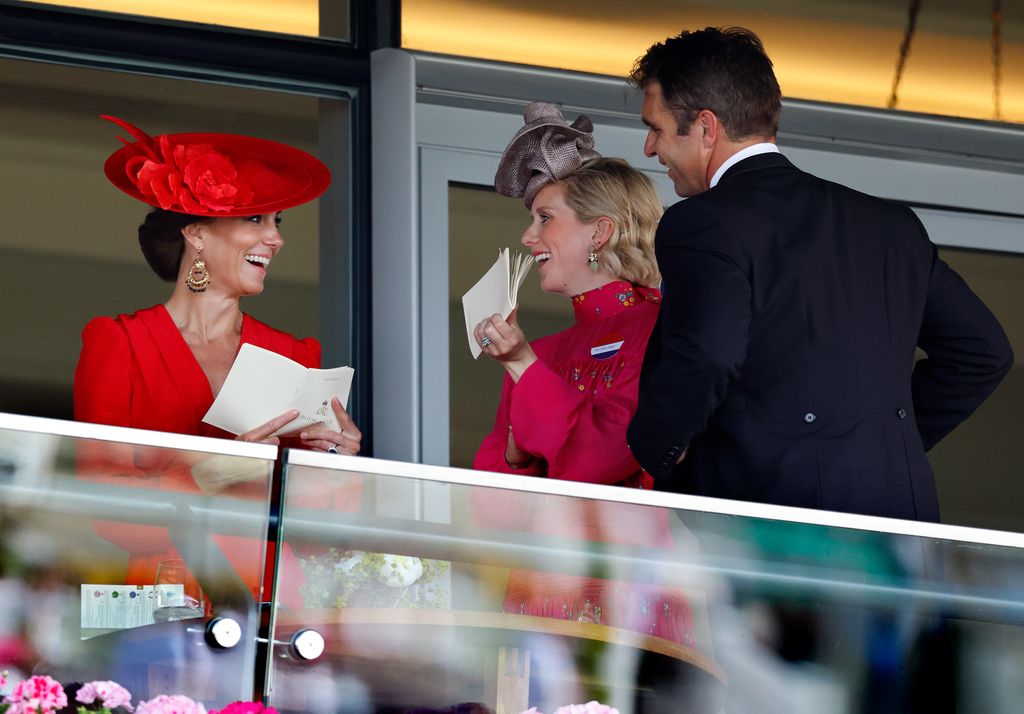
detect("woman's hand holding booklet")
(461, 248), (534, 358)
(202, 343), (354, 436)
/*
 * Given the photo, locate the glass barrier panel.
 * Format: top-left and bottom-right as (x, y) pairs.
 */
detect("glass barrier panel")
(0, 413), (276, 709)
(273, 451), (1024, 714)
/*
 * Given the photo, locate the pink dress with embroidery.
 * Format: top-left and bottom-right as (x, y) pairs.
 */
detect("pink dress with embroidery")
(473, 281), (696, 645)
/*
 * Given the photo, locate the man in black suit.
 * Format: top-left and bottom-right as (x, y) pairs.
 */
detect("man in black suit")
(626, 27), (1012, 520)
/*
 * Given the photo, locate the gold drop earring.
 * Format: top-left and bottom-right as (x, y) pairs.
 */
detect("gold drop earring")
(186, 250), (210, 293)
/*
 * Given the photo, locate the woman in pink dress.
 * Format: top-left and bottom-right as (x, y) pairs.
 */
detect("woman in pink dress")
(471, 103), (694, 645)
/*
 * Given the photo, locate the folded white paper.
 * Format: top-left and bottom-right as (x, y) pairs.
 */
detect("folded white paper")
(81, 584), (165, 631)
(461, 248), (534, 359)
(202, 344), (354, 436)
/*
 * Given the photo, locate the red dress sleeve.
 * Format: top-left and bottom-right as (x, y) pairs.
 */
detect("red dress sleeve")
(296, 337), (322, 369)
(509, 347), (647, 486)
(472, 373), (545, 477)
(74, 316), (180, 556)
(74, 317), (133, 427)
(470, 372), (545, 531)
(470, 316), (653, 528)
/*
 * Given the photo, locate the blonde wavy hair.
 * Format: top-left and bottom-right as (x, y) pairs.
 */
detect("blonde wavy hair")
(556, 157), (662, 287)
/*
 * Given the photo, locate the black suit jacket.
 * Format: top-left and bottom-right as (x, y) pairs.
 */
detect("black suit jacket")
(627, 152), (1012, 521)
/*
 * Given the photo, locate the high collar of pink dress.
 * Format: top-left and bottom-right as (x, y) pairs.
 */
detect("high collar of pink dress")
(571, 280), (661, 326)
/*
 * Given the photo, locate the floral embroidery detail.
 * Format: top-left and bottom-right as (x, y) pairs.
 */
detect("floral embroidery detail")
(559, 359), (626, 395)
(572, 281), (659, 325)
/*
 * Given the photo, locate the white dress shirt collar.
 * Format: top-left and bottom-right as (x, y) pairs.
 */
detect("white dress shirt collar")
(709, 142), (780, 188)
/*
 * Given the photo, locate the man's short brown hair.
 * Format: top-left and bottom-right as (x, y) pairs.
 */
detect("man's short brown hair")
(631, 27), (782, 140)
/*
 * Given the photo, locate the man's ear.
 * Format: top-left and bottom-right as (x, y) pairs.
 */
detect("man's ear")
(181, 222), (205, 253)
(697, 109), (722, 150)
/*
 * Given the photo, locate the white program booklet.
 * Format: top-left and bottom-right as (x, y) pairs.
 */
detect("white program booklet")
(80, 584), (167, 632)
(461, 248), (534, 359)
(202, 343), (354, 436)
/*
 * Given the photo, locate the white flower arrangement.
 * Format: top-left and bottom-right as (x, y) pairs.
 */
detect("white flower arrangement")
(300, 549), (448, 609)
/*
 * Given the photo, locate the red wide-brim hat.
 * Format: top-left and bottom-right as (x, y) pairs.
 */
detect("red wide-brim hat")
(102, 115), (331, 217)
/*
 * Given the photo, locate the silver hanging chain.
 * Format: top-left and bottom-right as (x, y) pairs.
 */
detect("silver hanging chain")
(888, 0), (923, 109)
(992, 0), (1004, 120)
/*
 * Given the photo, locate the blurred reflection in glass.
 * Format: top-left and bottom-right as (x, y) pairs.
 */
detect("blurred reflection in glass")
(73, 438), (282, 605)
(478, 491), (696, 646)
(153, 559), (206, 622)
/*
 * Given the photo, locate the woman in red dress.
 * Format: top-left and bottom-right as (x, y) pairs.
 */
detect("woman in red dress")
(471, 103), (695, 645)
(74, 116), (362, 604)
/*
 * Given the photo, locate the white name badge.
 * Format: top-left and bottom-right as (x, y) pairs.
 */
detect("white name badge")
(591, 340), (624, 358)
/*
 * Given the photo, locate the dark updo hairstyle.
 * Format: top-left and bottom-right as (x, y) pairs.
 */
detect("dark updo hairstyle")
(138, 208), (210, 281)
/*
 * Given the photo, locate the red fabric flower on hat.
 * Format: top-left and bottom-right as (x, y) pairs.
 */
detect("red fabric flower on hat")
(179, 143), (255, 212)
(103, 115), (330, 217)
(127, 136), (254, 214)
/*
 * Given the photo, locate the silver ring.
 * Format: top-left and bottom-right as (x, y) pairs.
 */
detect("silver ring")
(480, 336), (492, 347)
(327, 445), (339, 454)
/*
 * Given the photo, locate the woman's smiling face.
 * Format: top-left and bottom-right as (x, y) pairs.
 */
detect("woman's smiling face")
(520, 183), (603, 298)
(193, 212), (284, 297)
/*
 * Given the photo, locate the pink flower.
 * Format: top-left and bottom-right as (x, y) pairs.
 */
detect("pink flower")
(134, 694), (208, 714)
(76, 680), (134, 711)
(209, 702), (278, 714)
(1, 669), (7, 688)
(3, 675), (68, 714)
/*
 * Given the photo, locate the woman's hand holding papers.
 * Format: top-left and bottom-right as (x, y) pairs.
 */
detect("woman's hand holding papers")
(234, 409), (301, 446)
(299, 397), (363, 455)
(474, 309), (538, 384)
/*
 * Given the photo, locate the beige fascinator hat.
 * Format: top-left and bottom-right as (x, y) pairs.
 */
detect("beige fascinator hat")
(494, 101), (602, 208)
